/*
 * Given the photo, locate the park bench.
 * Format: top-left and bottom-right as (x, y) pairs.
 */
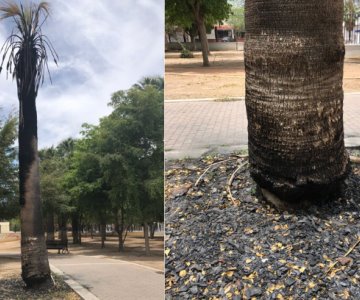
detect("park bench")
(46, 239), (69, 254)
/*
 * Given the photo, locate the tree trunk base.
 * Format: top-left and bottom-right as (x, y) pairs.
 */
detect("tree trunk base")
(21, 236), (53, 288)
(251, 163), (350, 204)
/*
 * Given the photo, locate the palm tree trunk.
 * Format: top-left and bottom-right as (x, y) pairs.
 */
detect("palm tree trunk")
(245, 0), (349, 202)
(19, 93), (52, 287)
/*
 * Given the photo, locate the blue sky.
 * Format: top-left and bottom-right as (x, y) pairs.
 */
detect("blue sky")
(0, 0), (164, 148)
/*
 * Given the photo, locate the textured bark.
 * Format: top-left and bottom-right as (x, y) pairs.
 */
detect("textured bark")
(115, 209), (125, 251)
(197, 19), (210, 66)
(19, 86), (52, 287)
(71, 212), (80, 244)
(58, 214), (68, 242)
(46, 212), (54, 241)
(149, 223), (156, 239)
(192, 0), (209, 67)
(100, 222), (106, 248)
(143, 222), (150, 256)
(245, 0), (350, 201)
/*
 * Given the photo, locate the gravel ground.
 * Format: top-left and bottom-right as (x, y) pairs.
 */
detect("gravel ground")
(165, 149), (360, 299)
(0, 264), (81, 300)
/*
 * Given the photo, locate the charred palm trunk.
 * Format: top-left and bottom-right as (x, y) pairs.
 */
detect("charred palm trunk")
(245, 0), (349, 202)
(18, 49), (51, 287)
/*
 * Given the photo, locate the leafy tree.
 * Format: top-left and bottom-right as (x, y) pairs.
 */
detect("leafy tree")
(104, 76), (164, 254)
(226, 6), (245, 38)
(166, 0), (232, 66)
(245, 0), (349, 202)
(0, 1), (58, 287)
(39, 144), (74, 242)
(0, 113), (18, 220)
(344, 0), (360, 43)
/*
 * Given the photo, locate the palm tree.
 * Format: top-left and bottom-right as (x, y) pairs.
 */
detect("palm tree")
(0, 1), (57, 287)
(245, 0), (350, 202)
(344, 0), (360, 43)
(133, 76), (164, 90)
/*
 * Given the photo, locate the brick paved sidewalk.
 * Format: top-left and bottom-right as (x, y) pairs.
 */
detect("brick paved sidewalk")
(165, 93), (360, 160)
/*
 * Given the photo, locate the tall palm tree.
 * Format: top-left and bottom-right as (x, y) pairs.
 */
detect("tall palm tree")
(0, 1), (57, 287)
(344, 0), (360, 43)
(245, 0), (349, 202)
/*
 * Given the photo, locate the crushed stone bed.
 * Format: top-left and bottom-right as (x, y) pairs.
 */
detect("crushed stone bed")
(165, 151), (360, 299)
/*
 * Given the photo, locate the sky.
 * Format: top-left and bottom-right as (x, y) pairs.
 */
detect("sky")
(0, 0), (164, 149)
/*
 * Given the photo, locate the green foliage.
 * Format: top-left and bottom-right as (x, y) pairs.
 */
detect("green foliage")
(10, 217), (20, 231)
(39, 144), (74, 218)
(0, 113), (18, 220)
(166, 0), (232, 27)
(37, 77), (164, 245)
(180, 48), (194, 58)
(226, 6), (245, 34)
(344, 0), (360, 32)
(106, 77), (164, 223)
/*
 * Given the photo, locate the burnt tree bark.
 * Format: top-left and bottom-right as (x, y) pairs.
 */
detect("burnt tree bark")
(245, 0), (350, 202)
(18, 75), (52, 287)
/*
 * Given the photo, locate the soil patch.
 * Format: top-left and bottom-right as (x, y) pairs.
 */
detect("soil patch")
(165, 150), (360, 299)
(165, 51), (360, 100)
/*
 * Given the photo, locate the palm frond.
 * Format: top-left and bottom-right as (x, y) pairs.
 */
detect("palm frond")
(0, 0), (57, 98)
(0, 1), (21, 20)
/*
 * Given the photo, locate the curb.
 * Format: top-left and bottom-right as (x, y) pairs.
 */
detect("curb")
(50, 264), (99, 300)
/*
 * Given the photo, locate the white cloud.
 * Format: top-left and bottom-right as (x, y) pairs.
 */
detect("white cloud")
(0, 0), (164, 148)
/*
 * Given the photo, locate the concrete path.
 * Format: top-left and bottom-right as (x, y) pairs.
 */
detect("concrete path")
(165, 93), (360, 160)
(49, 255), (164, 300)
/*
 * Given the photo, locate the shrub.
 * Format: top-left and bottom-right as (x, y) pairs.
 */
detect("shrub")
(180, 49), (194, 58)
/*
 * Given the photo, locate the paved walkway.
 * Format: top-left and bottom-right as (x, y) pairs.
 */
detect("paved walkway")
(165, 93), (360, 160)
(50, 255), (163, 300)
(0, 249), (163, 300)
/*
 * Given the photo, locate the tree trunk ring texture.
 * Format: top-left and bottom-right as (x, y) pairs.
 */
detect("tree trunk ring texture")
(245, 0), (350, 202)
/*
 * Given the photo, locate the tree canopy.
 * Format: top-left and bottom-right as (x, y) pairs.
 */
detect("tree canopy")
(37, 77), (164, 252)
(166, 0), (232, 66)
(0, 112), (18, 220)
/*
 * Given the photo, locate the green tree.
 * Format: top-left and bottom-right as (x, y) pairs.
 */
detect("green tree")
(105, 76), (164, 254)
(0, 113), (18, 220)
(166, 0), (232, 66)
(245, 0), (349, 202)
(39, 144), (73, 243)
(0, 2), (58, 287)
(344, 0), (360, 43)
(226, 6), (245, 38)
